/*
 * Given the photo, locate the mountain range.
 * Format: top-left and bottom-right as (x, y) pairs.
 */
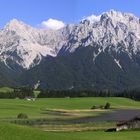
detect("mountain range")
(1, 10), (140, 91)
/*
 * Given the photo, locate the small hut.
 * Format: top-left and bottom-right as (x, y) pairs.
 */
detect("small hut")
(116, 117), (140, 131)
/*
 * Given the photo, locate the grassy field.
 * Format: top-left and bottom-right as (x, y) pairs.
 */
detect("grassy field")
(0, 97), (140, 119)
(0, 97), (139, 119)
(0, 123), (140, 140)
(0, 87), (14, 93)
(0, 97), (139, 139)
(0, 86), (40, 97)
(34, 122), (116, 131)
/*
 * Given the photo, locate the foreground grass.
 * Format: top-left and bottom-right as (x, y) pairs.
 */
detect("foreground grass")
(53, 131), (140, 140)
(0, 123), (139, 140)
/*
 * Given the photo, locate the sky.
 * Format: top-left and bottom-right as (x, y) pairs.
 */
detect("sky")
(0, 0), (140, 29)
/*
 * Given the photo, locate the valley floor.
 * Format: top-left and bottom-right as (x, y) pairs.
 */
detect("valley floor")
(0, 97), (140, 139)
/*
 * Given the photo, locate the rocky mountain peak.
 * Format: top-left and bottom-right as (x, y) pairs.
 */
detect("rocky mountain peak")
(0, 10), (140, 70)
(4, 19), (32, 32)
(101, 10), (140, 26)
(61, 10), (140, 57)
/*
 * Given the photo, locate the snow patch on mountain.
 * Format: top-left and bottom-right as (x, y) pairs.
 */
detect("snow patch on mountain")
(93, 48), (102, 62)
(114, 59), (122, 69)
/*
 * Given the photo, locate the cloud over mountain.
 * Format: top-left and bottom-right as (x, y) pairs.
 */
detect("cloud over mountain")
(82, 14), (101, 23)
(41, 18), (65, 30)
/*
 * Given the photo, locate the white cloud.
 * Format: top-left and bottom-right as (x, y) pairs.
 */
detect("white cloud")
(41, 18), (65, 30)
(83, 15), (101, 23)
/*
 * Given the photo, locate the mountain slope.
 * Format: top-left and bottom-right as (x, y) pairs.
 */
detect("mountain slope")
(0, 19), (66, 69)
(60, 10), (140, 55)
(20, 45), (140, 91)
(1, 10), (140, 90)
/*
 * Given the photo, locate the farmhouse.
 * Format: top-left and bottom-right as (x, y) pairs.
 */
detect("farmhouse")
(116, 117), (140, 131)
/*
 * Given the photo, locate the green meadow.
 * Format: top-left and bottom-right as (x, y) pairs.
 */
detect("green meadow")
(0, 87), (14, 93)
(0, 97), (139, 139)
(0, 123), (140, 140)
(0, 97), (139, 119)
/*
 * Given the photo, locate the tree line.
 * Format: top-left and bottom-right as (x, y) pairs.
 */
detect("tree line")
(38, 89), (140, 101)
(0, 87), (140, 101)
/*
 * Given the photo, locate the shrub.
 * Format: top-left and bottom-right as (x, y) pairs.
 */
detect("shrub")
(91, 105), (99, 109)
(17, 113), (28, 119)
(104, 102), (111, 109)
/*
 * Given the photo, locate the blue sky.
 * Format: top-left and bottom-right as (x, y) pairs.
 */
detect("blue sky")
(0, 0), (140, 28)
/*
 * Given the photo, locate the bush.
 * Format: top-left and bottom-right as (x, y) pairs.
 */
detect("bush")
(17, 113), (28, 119)
(104, 102), (111, 109)
(91, 105), (98, 109)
